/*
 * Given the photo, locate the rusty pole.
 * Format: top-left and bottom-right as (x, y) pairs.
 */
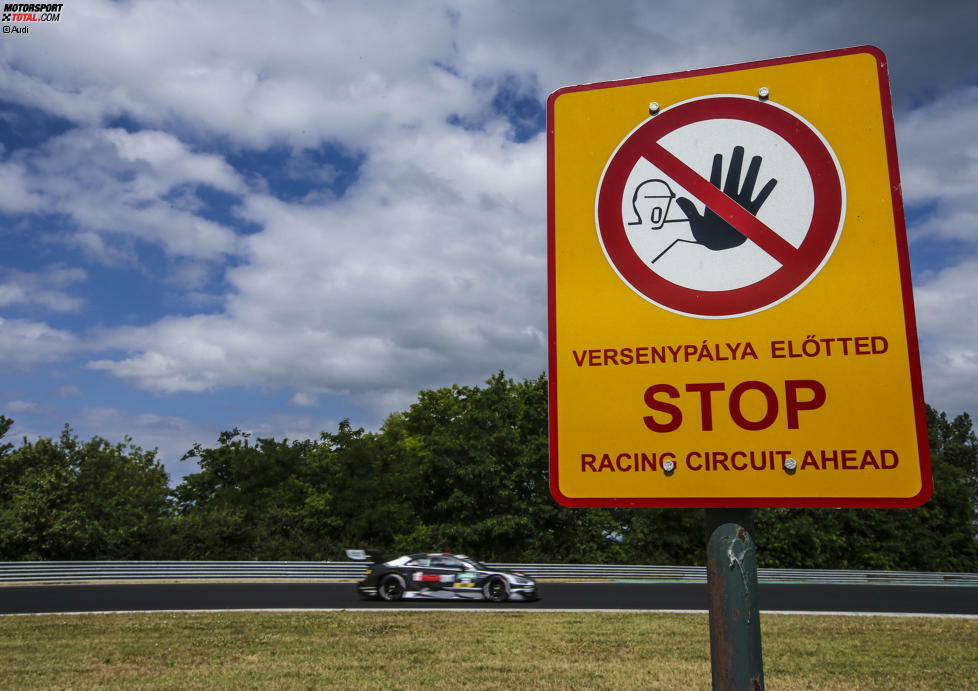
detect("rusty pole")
(705, 508), (764, 690)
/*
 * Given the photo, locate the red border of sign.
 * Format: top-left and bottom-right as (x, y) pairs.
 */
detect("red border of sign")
(597, 96), (843, 317)
(546, 45), (933, 508)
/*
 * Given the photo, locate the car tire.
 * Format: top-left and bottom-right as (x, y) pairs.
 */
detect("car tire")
(379, 574), (406, 601)
(483, 577), (509, 603)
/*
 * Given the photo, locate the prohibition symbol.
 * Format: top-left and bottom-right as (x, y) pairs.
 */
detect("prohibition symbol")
(596, 95), (845, 318)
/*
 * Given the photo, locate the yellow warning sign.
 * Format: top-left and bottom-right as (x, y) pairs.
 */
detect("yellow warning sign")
(547, 46), (931, 507)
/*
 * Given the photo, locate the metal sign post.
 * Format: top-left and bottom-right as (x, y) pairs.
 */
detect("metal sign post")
(705, 508), (764, 690)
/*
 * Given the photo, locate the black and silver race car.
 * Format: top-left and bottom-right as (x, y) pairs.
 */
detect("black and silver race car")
(346, 550), (539, 602)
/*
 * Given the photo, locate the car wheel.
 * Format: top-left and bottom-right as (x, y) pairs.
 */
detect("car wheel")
(483, 577), (509, 603)
(379, 574), (406, 601)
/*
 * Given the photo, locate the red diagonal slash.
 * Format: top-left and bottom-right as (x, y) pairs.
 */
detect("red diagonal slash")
(646, 142), (797, 266)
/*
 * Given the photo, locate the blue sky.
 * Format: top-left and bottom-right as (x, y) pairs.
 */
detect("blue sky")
(2, 1), (977, 482)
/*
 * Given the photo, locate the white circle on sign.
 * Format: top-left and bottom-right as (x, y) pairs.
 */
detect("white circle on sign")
(596, 94), (847, 319)
(620, 118), (815, 292)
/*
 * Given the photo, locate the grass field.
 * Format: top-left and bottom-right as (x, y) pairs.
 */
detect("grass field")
(1, 611), (976, 689)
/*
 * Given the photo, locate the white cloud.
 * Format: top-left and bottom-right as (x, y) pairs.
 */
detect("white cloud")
(1, 127), (245, 265)
(21, 1), (978, 123)
(2, 1), (968, 150)
(0, 161), (46, 213)
(0, 317), (78, 365)
(3, 0), (978, 428)
(0, 265), (87, 312)
(892, 86), (978, 415)
(289, 392), (318, 407)
(448, 1), (978, 112)
(85, 115), (546, 411)
(914, 258), (978, 415)
(103, 129), (242, 192)
(4, 400), (39, 413)
(1, 1), (473, 148)
(897, 86), (978, 244)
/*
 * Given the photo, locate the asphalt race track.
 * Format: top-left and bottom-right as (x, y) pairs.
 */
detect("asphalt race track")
(2, 582), (976, 616)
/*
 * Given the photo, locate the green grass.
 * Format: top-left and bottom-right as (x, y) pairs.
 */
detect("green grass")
(0, 611), (975, 689)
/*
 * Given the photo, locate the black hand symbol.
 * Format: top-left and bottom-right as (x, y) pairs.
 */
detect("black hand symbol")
(674, 146), (777, 251)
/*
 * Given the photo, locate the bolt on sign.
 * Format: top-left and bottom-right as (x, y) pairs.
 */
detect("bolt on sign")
(547, 46), (932, 507)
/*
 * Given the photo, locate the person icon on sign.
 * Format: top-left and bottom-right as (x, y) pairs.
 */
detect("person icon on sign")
(628, 179), (677, 230)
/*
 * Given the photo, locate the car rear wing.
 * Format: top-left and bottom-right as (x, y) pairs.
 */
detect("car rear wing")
(345, 549), (384, 563)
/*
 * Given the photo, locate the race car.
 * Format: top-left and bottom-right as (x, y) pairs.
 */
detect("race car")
(346, 550), (539, 602)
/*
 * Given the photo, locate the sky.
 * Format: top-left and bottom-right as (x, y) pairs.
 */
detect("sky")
(1, 0), (977, 483)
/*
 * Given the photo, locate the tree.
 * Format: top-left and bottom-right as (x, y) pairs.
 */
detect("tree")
(0, 415), (13, 459)
(314, 418), (421, 557)
(617, 508), (707, 566)
(391, 372), (626, 562)
(754, 406), (978, 571)
(911, 406), (978, 570)
(173, 429), (327, 559)
(0, 423), (174, 560)
(171, 420), (424, 560)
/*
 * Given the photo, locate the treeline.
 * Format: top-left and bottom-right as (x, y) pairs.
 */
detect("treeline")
(1, 372), (976, 571)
